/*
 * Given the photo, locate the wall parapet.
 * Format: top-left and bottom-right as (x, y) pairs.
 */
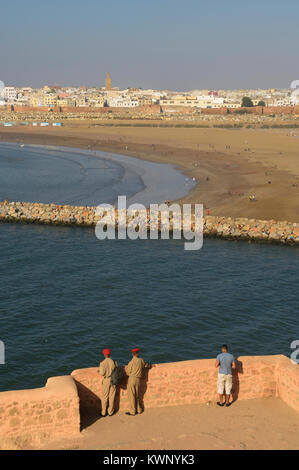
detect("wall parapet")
(0, 355), (298, 449)
(72, 355), (294, 416)
(0, 201), (299, 245)
(0, 375), (80, 450)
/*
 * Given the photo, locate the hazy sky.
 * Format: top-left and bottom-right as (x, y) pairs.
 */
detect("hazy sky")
(1, 0), (299, 90)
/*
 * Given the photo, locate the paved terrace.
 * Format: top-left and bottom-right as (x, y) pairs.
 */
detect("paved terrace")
(42, 398), (299, 450)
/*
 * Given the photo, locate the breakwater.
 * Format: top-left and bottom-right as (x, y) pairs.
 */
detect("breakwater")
(1, 201), (299, 245)
(0, 355), (298, 449)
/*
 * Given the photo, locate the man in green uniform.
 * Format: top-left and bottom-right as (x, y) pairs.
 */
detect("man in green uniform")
(125, 348), (152, 416)
(99, 348), (118, 417)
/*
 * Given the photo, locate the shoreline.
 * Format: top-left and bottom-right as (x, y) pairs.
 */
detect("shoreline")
(0, 142), (194, 206)
(1, 124), (299, 221)
(1, 201), (298, 245)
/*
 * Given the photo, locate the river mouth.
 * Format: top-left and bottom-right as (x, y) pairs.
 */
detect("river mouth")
(0, 142), (196, 207)
(0, 223), (298, 392)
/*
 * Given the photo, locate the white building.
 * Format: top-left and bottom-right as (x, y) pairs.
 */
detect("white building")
(3, 87), (17, 102)
(160, 94), (225, 108)
(195, 95), (225, 108)
(107, 96), (139, 107)
(222, 101), (241, 109)
(291, 88), (299, 106)
(273, 97), (293, 107)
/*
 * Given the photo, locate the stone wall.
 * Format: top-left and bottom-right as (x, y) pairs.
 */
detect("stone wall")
(0, 355), (298, 449)
(160, 105), (299, 116)
(71, 356), (274, 415)
(276, 355), (299, 412)
(9, 105), (161, 115)
(71, 355), (299, 416)
(4, 104), (299, 118)
(1, 202), (299, 245)
(0, 376), (80, 450)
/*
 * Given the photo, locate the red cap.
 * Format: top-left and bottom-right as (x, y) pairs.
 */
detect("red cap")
(102, 348), (111, 356)
(131, 348), (140, 353)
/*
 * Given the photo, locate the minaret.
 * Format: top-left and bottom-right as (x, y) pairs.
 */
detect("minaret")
(105, 73), (112, 91)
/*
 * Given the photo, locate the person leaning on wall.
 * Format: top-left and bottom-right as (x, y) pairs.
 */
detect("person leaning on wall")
(98, 348), (118, 417)
(215, 344), (236, 407)
(125, 348), (154, 416)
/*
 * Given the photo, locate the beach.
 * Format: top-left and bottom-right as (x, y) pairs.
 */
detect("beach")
(1, 120), (299, 222)
(0, 142), (194, 206)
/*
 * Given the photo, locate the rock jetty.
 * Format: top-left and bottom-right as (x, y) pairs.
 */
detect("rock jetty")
(0, 201), (299, 245)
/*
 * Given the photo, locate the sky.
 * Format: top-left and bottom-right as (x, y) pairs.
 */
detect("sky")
(1, 0), (299, 90)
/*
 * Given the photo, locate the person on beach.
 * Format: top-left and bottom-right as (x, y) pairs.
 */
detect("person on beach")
(125, 348), (152, 416)
(99, 348), (118, 417)
(215, 344), (235, 407)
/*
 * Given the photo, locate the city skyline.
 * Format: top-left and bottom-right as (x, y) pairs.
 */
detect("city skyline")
(1, 0), (299, 90)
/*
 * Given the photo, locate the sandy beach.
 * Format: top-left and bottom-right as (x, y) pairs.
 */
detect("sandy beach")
(0, 142), (194, 206)
(1, 120), (299, 221)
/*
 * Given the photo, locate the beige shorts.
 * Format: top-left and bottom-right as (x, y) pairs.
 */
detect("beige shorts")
(217, 373), (233, 394)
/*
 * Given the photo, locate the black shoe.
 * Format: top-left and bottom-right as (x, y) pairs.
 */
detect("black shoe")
(125, 412), (136, 416)
(225, 402), (232, 407)
(217, 402), (225, 407)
